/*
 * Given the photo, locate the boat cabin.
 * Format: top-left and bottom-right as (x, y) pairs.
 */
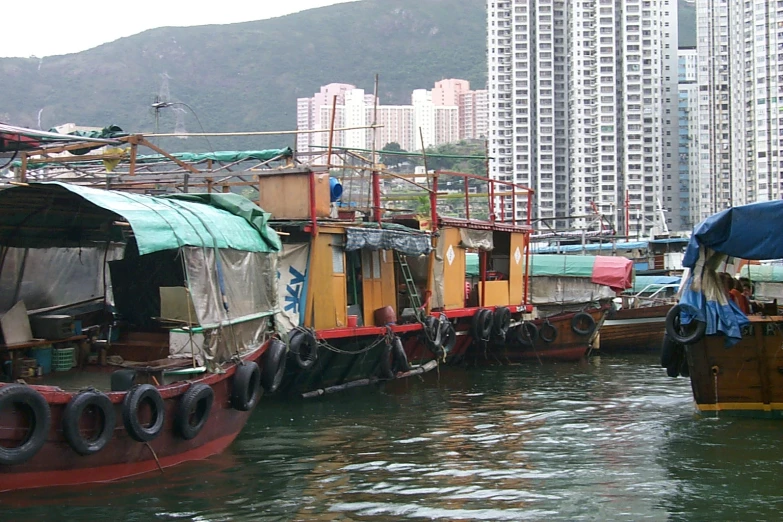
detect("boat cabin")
(256, 168), (432, 332)
(0, 183), (281, 386)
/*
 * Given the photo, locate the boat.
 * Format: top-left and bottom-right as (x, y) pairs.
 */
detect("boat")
(3, 127), (443, 400)
(458, 253), (630, 362)
(0, 180), (282, 491)
(600, 275), (680, 352)
(256, 167), (441, 397)
(374, 171), (623, 365)
(664, 200), (783, 417)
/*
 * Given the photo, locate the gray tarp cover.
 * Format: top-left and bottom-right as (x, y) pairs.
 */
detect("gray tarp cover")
(459, 228), (494, 251)
(344, 227), (431, 256)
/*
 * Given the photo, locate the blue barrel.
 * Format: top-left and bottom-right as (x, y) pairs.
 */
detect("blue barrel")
(329, 177), (343, 202)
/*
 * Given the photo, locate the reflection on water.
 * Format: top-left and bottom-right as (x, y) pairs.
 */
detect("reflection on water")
(3, 354), (783, 521)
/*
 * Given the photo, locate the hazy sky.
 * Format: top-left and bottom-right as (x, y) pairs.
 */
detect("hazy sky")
(1, 0), (356, 58)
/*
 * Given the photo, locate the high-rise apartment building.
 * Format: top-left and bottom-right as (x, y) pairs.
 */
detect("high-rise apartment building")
(297, 80), (486, 155)
(487, 0), (679, 235)
(678, 48), (704, 230)
(696, 0), (783, 215)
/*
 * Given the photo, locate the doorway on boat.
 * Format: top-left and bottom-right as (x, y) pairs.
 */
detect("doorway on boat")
(344, 248), (399, 327)
(465, 230), (526, 308)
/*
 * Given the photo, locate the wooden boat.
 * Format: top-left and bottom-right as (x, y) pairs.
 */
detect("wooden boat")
(376, 171), (627, 364)
(4, 131), (440, 400)
(600, 276), (680, 352)
(257, 167), (439, 397)
(601, 303), (673, 352)
(665, 200), (783, 417)
(0, 181), (282, 491)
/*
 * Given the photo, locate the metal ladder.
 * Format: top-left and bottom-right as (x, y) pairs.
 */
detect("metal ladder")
(396, 252), (422, 309)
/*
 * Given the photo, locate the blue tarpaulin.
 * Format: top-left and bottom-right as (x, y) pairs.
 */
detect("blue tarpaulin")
(683, 200), (783, 266)
(678, 201), (783, 344)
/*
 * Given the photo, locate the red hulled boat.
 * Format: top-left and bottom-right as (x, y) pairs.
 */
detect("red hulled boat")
(0, 181), (283, 491)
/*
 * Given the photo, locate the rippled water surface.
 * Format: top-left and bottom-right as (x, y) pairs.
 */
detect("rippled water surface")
(4, 354), (783, 521)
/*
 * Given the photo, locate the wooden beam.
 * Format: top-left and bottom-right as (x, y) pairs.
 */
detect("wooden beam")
(136, 136), (199, 175)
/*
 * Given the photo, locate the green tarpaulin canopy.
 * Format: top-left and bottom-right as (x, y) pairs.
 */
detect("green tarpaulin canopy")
(466, 253), (595, 278)
(11, 148), (293, 169)
(739, 264), (783, 283)
(0, 182), (281, 254)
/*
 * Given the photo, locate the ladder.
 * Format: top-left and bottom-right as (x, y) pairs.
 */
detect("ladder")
(396, 252), (422, 309)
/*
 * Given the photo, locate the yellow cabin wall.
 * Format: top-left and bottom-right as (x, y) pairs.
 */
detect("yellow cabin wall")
(380, 250), (396, 316)
(478, 280), (510, 307)
(509, 232), (526, 305)
(441, 227), (466, 310)
(361, 250), (396, 325)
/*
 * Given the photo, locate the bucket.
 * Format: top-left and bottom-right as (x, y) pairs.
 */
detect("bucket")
(329, 177), (343, 202)
(31, 346), (53, 374)
(374, 306), (397, 326)
(347, 315), (358, 328)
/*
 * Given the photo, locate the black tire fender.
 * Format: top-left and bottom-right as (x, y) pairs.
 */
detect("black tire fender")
(0, 384), (50, 465)
(660, 332), (679, 368)
(679, 347), (690, 378)
(439, 320), (457, 354)
(665, 304), (707, 345)
(493, 307), (511, 337)
(516, 322), (539, 348)
(122, 384), (165, 443)
(392, 336), (411, 373)
(471, 309), (493, 341)
(231, 361), (262, 412)
(379, 340), (395, 379)
(539, 321), (558, 344)
(571, 312), (596, 336)
(261, 339), (287, 393)
(424, 316), (444, 355)
(290, 330), (319, 371)
(175, 383), (214, 440)
(63, 390), (115, 455)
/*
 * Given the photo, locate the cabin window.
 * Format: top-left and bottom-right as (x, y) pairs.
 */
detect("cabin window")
(332, 236), (345, 274)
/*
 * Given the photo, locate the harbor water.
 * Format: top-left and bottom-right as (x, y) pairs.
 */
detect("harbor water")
(3, 354), (783, 521)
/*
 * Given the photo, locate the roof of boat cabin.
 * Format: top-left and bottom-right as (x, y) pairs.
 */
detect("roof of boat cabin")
(0, 182), (281, 254)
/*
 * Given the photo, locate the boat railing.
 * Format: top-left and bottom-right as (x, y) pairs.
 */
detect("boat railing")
(622, 283), (679, 308)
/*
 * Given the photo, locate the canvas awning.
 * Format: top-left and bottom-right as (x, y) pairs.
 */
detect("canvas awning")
(0, 182), (281, 254)
(467, 253), (632, 291)
(344, 227), (431, 256)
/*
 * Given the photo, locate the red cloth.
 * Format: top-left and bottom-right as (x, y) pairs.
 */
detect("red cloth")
(591, 256), (633, 292)
(729, 288), (750, 314)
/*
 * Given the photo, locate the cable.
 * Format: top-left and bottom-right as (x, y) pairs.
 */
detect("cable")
(157, 102), (216, 155)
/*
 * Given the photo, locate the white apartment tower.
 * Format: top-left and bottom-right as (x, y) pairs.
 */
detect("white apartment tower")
(488, 0), (679, 235)
(696, 0), (783, 212)
(678, 48), (704, 230)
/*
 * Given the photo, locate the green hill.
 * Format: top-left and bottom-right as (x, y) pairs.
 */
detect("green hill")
(0, 0), (696, 151)
(0, 0), (486, 151)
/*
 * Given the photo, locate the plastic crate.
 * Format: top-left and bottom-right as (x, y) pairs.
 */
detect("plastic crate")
(52, 347), (75, 372)
(31, 346), (53, 374)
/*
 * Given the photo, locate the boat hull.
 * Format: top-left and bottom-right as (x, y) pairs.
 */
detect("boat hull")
(280, 323), (436, 397)
(0, 345), (266, 492)
(600, 304), (672, 352)
(686, 316), (783, 417)
(403, 307), (606, 365)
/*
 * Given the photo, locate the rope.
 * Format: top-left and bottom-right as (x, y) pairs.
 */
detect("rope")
(145, 442), (164, 474)
(286, 325), (390, 356)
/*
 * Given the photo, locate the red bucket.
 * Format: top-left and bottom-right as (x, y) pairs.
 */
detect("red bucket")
(347, 315), (358, 327)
